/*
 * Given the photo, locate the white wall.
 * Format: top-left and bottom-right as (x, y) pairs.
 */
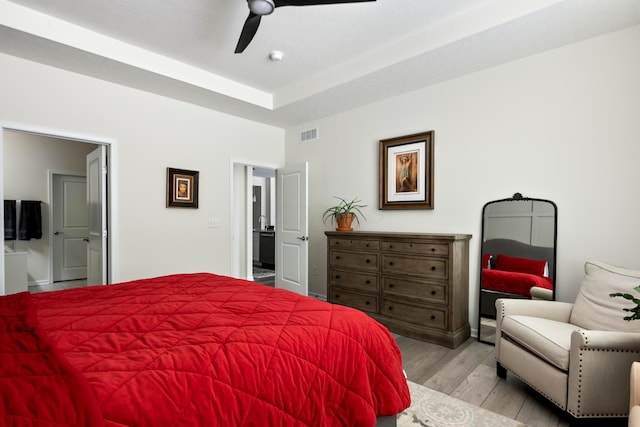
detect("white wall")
(3, 132), (95, 285)
(0, 52), (285, 285)
(285, 25), (640, 327)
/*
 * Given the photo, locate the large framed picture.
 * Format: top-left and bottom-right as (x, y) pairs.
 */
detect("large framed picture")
(379, 131), (434, 210)
(166, 167), (199, 208)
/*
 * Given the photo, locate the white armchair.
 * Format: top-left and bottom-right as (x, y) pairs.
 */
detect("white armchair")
(495, 261), (640, 419)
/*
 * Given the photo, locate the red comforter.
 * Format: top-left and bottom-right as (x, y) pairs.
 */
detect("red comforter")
(481, 268), (553, 297)
(1, 273), (410, 426)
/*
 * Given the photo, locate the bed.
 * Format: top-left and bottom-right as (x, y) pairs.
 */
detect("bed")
(0, 273), (410, 426)
(480, 239), (555, 319)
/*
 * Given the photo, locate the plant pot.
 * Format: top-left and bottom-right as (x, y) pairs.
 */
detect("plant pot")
(336, 213), (354, 231)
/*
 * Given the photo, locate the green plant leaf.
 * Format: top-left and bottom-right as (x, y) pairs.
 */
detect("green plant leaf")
(610, 287), (640, 322)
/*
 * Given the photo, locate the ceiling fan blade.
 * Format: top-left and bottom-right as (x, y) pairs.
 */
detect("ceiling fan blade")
(235, 12), (262, 54)
(274, 0), (375, 7)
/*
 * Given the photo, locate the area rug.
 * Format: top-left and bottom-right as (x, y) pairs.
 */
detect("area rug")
(397, 381), (526, 427)
(253, 267), (275, 279)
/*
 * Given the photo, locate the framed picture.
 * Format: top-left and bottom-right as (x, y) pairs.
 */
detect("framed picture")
(166, 167), (199, 208)
(379, 131), (434, 210)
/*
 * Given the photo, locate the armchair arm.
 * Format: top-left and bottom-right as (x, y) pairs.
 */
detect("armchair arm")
(567, 330), (640, 417)
(632, 362), (640, 409)
(530, 286), (553, 300)
(631, 362), (640, 426)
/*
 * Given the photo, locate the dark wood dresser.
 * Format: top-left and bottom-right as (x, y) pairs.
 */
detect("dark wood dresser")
(325, 231), (472, 348)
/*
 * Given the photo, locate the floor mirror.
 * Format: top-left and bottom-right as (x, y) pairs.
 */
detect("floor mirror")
(477, 193), (558, 345)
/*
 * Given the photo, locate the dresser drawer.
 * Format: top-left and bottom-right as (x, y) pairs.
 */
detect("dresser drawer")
(382, 240), (448, 256)
(382, 275), (447, 304)
(329, 238), (380, 251)
(329, 288), (378, 314)
(381, 298), (447, 330)
(382, 254), (448, 279)
(330, 250), (379, 271)
(329, 268), (379, 292)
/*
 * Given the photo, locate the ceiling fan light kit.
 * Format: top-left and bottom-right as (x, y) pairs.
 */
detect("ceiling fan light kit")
(269, 50), (284, 61)
(248, 0), (275, 15)
(235, 0), (376, 54)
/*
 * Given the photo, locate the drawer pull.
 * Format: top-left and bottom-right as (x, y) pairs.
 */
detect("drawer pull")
(389, 283), (395, 288)
(365, 280), (370, 284)
(365, 243), (370, 247)
(431, 247), (436, 252)
(366, 259), (370, 263)
(388, 306), (393, 311)
(431, 266), (436, 271)
(336, 256), (341, 260)
(431, 290), (436, 295)
(389, 245), (393, 249)
(335, 294), (340, 299)
(430, 315), (436, 320)
(335, 275), (341, 279)
(389, 261), (394, 266)
(365, 301), (370, 305)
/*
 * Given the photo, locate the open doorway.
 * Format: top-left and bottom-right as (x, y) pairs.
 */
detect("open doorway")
(230, 162), (276, 285)
(230, 161), (309, 296)
(1, 128), (111, 295)
(252, 167), (276, 286)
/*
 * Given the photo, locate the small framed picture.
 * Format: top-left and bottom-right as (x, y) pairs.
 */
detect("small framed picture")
(379, 131), (434, 210)
(166, 168), (199, 208)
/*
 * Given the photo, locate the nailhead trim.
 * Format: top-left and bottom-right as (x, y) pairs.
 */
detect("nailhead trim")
(568, 330), (640, 417)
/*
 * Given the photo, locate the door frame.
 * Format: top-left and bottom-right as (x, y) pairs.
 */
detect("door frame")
(229, 159), (278, 280)
(0, 124), (116, 294)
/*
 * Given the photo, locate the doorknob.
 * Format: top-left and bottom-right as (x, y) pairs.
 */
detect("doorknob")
(83, 238), (90, 242)
(297, 236), (309, 241)
(54, 231), (63, 235)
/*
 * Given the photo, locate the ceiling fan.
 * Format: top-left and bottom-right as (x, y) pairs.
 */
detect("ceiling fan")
(235, 0), (376, 54)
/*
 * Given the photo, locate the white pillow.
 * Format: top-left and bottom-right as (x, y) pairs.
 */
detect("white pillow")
(570, 261), (640, 331)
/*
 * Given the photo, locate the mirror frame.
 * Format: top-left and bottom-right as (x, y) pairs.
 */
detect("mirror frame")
(477, 193), (558, 345)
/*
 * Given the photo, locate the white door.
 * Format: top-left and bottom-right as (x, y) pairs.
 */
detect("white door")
(86, 146), (107, 285)
(275, 163), (308, 295)
(52, 174), (88, 281)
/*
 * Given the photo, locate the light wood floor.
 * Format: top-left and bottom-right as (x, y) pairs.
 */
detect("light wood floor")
(394, 334), (628, 427)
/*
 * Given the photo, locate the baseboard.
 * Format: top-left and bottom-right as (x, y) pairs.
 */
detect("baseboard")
(309, 292), (327, 301)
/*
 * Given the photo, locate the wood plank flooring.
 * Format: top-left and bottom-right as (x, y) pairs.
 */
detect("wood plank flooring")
(394, 334), (628, 427)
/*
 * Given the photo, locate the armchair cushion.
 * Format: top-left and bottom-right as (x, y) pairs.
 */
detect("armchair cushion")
(501, 315), (581, 370)
(570, 261), (640, 331)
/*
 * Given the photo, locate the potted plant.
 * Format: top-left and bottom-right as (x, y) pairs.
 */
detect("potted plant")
(322, 197), (367, 231)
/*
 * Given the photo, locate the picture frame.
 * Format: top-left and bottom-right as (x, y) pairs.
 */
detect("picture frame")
(166, 167), (199, 208)
(379, 131), (434, 210)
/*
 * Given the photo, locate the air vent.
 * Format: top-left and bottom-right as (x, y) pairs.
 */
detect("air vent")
(300, 127), (318, 143)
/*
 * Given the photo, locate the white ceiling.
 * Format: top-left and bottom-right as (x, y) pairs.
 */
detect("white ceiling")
(0, 0), (638, 127)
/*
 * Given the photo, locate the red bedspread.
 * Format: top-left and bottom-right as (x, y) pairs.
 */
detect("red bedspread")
(2, 273), (410, 426)
(0, 292), (103, 426)
(481, 268), (553, 297)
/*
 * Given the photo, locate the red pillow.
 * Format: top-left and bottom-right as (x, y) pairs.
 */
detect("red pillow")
(494, 254), (547, 277)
